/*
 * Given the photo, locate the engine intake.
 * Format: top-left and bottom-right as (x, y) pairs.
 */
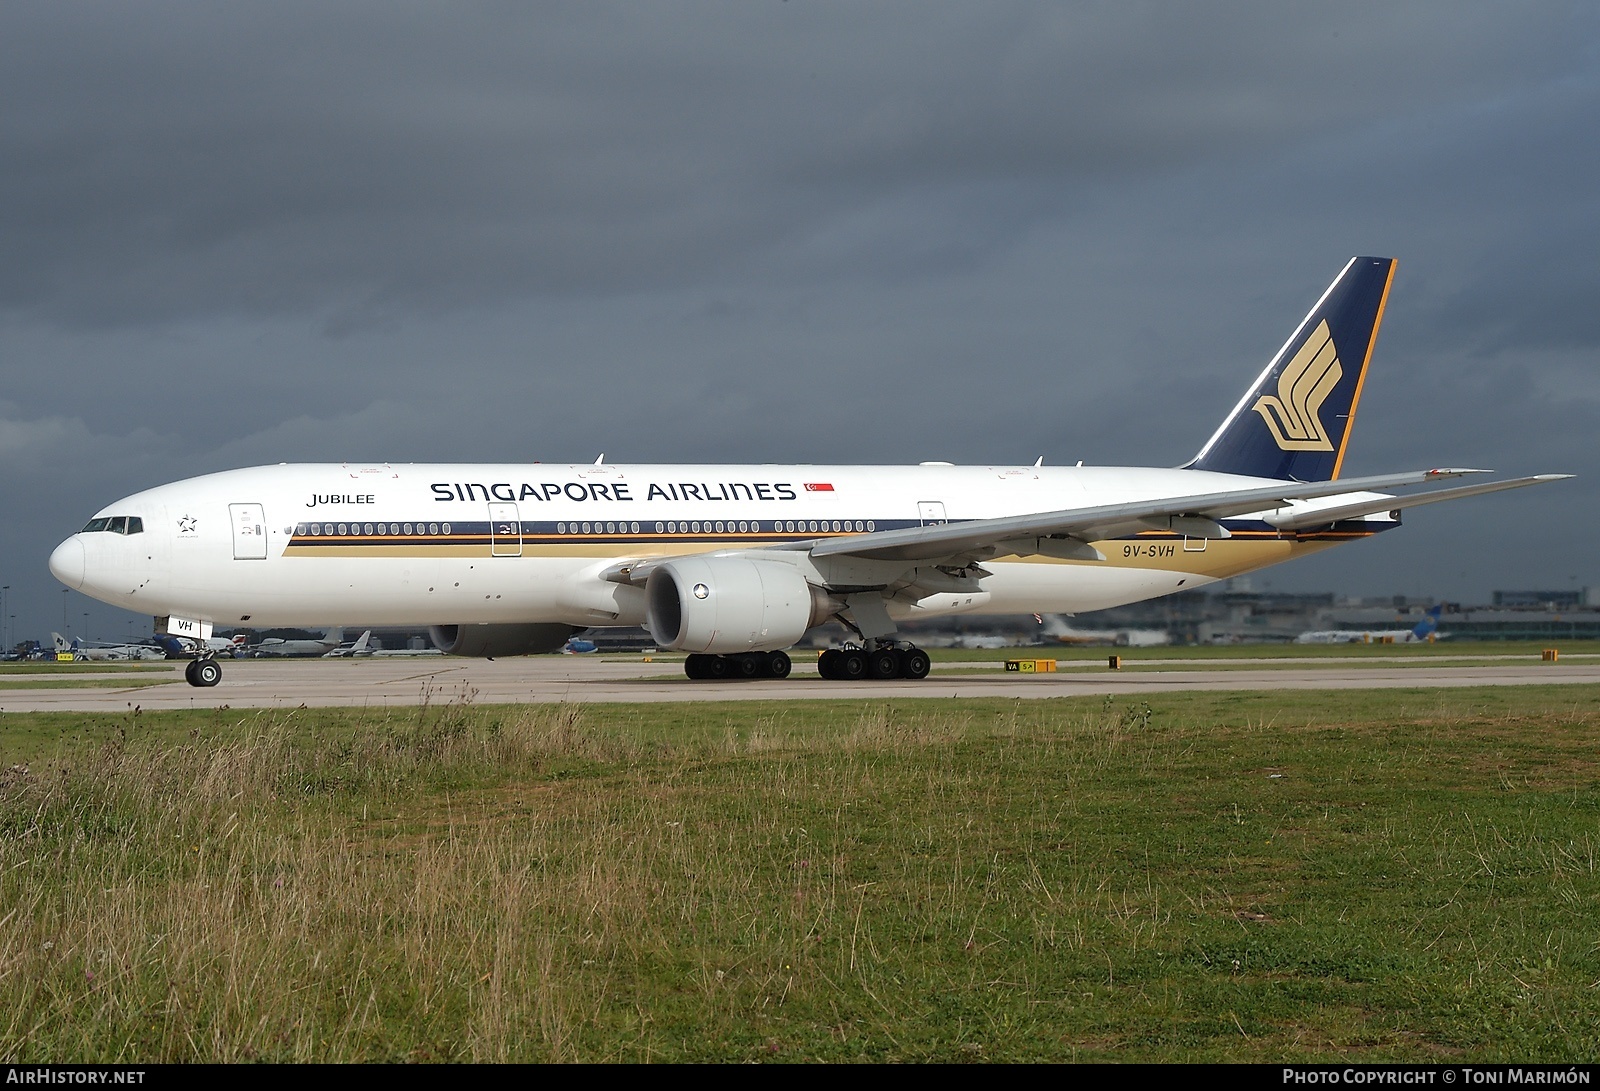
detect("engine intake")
(646, 557), (830, 654)
(429, 623), (579, 658)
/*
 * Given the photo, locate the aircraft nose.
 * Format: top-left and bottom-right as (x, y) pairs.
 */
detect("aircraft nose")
(50, 537), (85, 589)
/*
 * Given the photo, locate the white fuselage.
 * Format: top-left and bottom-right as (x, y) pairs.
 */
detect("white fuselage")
(50, 462), (1390, 631)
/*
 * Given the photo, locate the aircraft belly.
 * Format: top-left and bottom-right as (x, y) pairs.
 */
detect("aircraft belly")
(975, 563), (1210, 615)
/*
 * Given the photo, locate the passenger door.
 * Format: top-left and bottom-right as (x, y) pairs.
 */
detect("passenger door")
(488, 502), (522, 557)
(229, 503), (268, 560)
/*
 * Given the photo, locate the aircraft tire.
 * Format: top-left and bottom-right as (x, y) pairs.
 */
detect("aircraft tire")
(817, 649), (840, 680)
(837, 650), (867, 681)
(899, 648), (931, 680)
(704, 655), (731, 680)
(183, 660), (199, 686)
(868, 649), (900, 680)
(733, 653), (762, 679)
(766, 651), (792, 679)
(193, 659), (222, 687)
(684, 653), (711, 680)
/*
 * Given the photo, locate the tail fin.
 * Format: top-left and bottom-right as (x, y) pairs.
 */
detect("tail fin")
(1411, 604), (1443, 641)
(1187, 256), (1397, 481)
(51, 632), (69, 654)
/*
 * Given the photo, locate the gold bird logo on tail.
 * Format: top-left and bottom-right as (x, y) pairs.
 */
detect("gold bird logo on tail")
(1251, 320), (1342, 451)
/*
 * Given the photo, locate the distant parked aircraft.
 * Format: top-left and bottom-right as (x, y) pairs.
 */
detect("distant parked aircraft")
(1296, 605), (1444, 644)
(52, 633), (167, 661)
(154, 633), (248, 658)
(323, 630), (374, 657)
(246, 628), (346, 657)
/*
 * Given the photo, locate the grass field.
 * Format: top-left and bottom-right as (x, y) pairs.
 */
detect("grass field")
(3, 686), (1598, 1062)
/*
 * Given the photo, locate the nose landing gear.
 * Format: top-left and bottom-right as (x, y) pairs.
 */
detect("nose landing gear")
(183, 657), (222, 687)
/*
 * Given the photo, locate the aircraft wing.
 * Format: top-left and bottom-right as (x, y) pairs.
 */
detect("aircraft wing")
(603, 468), (1566, 586)
(802, 468), (1557, 564)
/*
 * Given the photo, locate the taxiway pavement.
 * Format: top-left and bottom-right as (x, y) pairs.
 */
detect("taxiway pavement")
(2, 654), (1597, 712)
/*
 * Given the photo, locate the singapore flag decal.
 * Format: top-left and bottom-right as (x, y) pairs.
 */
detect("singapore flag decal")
(804, 483), (834, 492)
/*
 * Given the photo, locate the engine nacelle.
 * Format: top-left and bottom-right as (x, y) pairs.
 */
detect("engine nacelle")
(645, 557), (830, 654)
(429, 623), (579, 658)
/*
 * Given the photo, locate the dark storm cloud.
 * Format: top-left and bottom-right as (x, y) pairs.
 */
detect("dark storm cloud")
(1, 2), (1598, 638)
(3, 2), (1589, 328)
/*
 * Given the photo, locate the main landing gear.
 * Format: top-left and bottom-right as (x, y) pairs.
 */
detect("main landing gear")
(183, 657), (222, 688)
(817, 642), (931, 681)
(684, 650), (793, 680)
(681, 643), (930, 682)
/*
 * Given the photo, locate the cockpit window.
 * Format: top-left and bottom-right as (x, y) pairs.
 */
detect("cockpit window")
(80, 515), (143, 535)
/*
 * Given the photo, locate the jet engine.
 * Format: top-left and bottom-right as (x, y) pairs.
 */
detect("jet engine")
(429, 623), (580, 658)
(645, 557), (832, 654)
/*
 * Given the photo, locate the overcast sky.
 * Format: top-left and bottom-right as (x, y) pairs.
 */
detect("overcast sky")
(3, 2), (1597, 643)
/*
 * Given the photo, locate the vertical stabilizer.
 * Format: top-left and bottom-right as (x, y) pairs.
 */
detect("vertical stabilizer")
(1188, 256), (1396, 481)
(1411, 604), (1443, 641)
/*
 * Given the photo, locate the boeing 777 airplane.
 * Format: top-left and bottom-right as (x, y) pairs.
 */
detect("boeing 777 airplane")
(49, 258), (1568, 687)
(1296, 605), (1445, 645)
